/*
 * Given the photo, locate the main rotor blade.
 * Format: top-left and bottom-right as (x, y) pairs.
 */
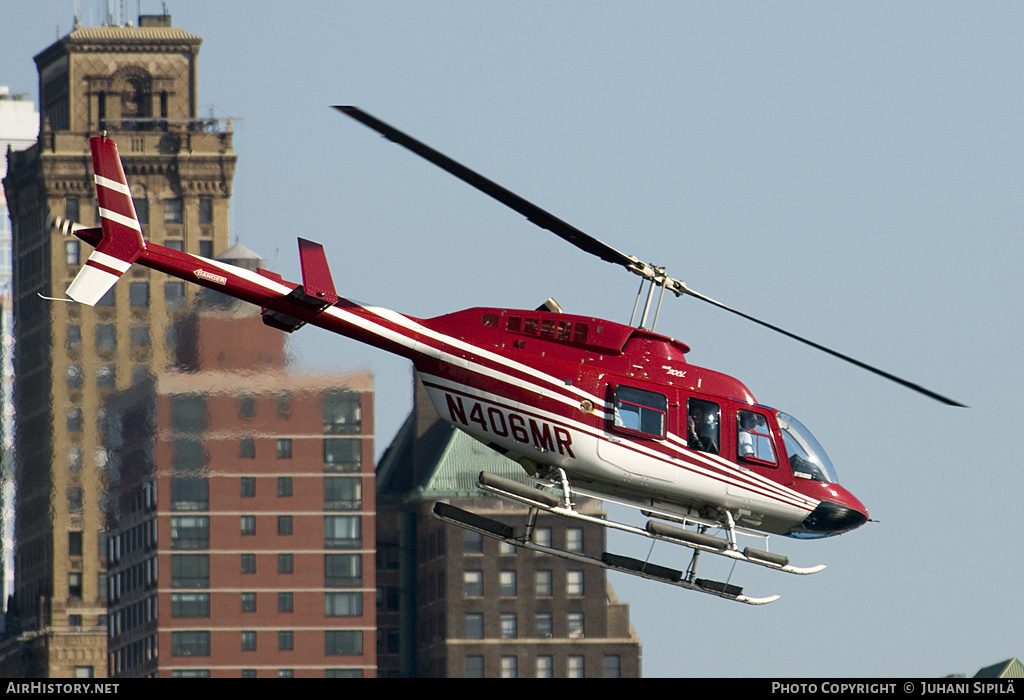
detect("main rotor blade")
(335, 106), (964, 408)
(683, 287), (967, 407)
(335, 106), (648, 274)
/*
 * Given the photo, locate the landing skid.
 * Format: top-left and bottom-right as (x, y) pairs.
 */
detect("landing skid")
(431, 470), (826, 605)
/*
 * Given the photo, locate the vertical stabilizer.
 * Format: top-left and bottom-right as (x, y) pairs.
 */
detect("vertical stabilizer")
(66, 136), (147, 305)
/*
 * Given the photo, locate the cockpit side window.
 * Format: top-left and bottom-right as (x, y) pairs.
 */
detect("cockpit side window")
(612, 385), (667, 439)
(687, 398), (720, 455)
(737, 409), (777, 466)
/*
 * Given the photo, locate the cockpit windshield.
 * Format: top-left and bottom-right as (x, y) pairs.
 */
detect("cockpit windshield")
(776, 412), (839, 484)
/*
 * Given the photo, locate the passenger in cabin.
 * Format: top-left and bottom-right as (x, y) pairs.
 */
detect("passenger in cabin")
(687, 399), (720, 454)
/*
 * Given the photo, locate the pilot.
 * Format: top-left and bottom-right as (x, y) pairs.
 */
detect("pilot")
(738, 411), (757, 458)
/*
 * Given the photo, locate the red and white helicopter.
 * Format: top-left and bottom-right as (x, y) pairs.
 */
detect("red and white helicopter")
(57, 108), (962, 604)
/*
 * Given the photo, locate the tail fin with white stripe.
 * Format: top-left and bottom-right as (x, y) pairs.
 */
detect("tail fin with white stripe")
(65, 135), (146, 305)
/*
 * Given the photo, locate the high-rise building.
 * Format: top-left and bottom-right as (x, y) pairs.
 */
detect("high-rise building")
(376, 379), (642, 678)
(0, 14), (235, 677)
(0, 85), (38, 631)
(103, 263), (377, 678)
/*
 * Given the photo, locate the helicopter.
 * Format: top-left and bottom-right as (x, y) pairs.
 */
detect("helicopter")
(57, 109), (963, 604)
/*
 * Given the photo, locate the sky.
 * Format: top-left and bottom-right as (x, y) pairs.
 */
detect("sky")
(2, 0), (1022, 679)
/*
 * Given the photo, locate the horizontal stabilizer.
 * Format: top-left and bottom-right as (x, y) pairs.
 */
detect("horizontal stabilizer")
(66, 252), (131, 305)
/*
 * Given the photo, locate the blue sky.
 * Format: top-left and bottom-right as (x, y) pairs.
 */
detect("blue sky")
(3, 1), (1022, 678)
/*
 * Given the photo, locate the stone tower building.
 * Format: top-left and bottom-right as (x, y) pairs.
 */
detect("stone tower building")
(0, 14), (235, 677)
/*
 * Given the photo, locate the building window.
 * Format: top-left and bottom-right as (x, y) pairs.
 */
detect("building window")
(239, 437), (255, 459)
(501, 656), (518, 679)
(133, 197), (149, 225)
(278, 553), (293, 574)
(278, 631), (294, 652)
(464, 529), (483, 554)
(534, 527), (552, 548)
(240, 476), (255, 497)
(241, 553), (256, 574)
(535, 612), (553, 638)
(278, 476), (292, 497)
(279, 592), (294, 613)
(130, 325), (150, 347)
(199, 197), (213, 224)
(171, 670), (210, 679)
(466, 656), (484, 678)
(65, 197), (80, 223)
(65, 240), (80, 265)
(276, 438), (292, 459)
(129, 281), (149, 307)
(171, 516), (209, 550)
(172, 554), (209, 588)
(172, 631), (210, 657)
(199, 239), (213, 258)
(325, 631), (362, 656)
(464, 570), (483, 597)
(568, 611), (585, 638)
(536, 656), (553, 679)
(165, 281), (185, 307)
(173, 439), (207, 472)
(278, 515), (293, 536)
(325, 554), (360, 587)
(567, 570), (584, 596)
(566, 527), (583, 553)
(499, 570), (517, 596)
(66, 325), (82, 350)
(96, 364), (116, 388)
(325, 516), (360, 548)
(535, 570), (552, 597)
(500, 613), (517, 639)
(323, 390), (361, 434)
(241, 515), (256, 536)
(604, 655), (622, 679)
(238, 394), (255, 419)
(164, 197), (183, 223)
(68, 572), (82, 598)
(325, 592), (362, 617)
(465, 613), (483, 640)
(172, 477), (209, 511)
(324, 438), (360, 472)
(67, 365), (83, 390)
(241, 592), (256, 613)
(241, 631), (257, 652)
(68, 531), (83, 557)
(568, 655), (585, 679)
(324, 477), (360, 510)
(67, 488), (83, 513)
(171, 592), (210, 618)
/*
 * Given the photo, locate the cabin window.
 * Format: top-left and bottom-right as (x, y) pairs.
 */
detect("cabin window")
(687, 398), (720, 454)
(612, 385), (667, 439)
(736, 410), (776, 465)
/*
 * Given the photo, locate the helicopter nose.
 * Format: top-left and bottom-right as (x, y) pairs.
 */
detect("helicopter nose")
(792, 500), (868, 537)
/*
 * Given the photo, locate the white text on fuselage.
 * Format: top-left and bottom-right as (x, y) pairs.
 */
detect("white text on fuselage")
(444, 393), (576, 458)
